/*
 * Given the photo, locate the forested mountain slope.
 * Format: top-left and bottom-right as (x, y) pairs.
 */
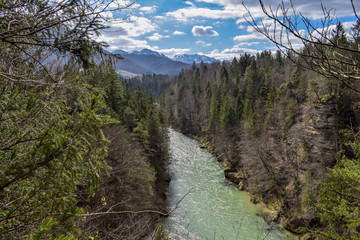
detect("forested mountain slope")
(82, 63), (170, 239)
(0, 1), (169, 239)
(160, 21), (360, 238)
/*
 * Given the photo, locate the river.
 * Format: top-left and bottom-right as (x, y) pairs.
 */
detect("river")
(165, 128), (290, 240)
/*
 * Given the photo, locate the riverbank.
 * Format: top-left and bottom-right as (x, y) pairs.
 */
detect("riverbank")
(165, 128), (291, 239)
(186, 131), (304, 239)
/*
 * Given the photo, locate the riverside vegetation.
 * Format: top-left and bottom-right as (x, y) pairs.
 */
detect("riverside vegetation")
(1, 0), (360, 239)
(0, 1), (169, 239)
(159, 19), (360, 239)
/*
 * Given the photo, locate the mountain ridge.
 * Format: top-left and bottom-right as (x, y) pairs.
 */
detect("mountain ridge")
(110, 49), (219, 77)
(173, 53), (219, 64)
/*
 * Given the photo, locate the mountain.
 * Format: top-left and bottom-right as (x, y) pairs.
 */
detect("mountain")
(112, 49), (127, 55)
(111, 49), (190, 77)
(173, 54), (219, 65)
(131, 49), (168, 58)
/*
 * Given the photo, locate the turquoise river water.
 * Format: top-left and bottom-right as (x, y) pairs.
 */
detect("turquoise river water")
(164, 128), (290, 240)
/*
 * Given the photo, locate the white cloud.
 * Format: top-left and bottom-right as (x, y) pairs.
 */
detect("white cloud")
(236, 18), (247, 25)
(234, 42), (260, 47)
(233, 32), (266, 42)
(98, 0), (358, 55)
(100, 35), (151, 51)
(147, 33), (170, 41)
(104, 16), (157, 38)
(207, 47), (259, 61)
(173, 30), (186, 35)
(156, 48), (191, 58)
(166, 6), (248, 22)
(184, 1), (194, 6)
(154, 15), (165, 19)
(194, 0), (356, 19)
(99, 15), (157, 51)
(166, 0), (355, 24)
(195, 40), (212, 46)
(164, 0), (268, 23)
(192, 25), (218, 36)
(213, 21), (225, 25)
(139, 5), (157, 14)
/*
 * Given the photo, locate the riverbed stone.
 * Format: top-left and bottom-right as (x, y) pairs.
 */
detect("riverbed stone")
(238, 181), (244, 190)
(224, 170), (245, 184)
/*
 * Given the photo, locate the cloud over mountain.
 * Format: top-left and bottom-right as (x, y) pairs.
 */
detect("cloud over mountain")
(97, 0), (358, 61)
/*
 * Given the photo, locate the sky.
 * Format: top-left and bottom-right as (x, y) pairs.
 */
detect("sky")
(98, 0), (359, 60)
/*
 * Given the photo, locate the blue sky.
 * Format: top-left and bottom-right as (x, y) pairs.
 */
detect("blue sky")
(98, 0), (359, 60)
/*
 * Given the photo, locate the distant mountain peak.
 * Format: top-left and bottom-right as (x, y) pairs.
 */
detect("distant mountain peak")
(110, 48), (190, 76)
(112, 49), (168, 58)
(112, 49), (128, 55)
(173, 53), (219, 65)
(131, 49), (168, 58)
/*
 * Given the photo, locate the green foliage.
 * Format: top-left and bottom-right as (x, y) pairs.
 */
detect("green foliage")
(296, 77), (307, 102)
(150, 222), (170, 240)
(219, 97), (231, 130)
(0, 77), (115, 239)
(249, 112), (262, 136)
(146, 110), (170, 197)
(82, 126), (158, 239)
(242, 62), (264, 120)
(335, 90), (354, 133)
(275, 50), (283, 68)
(158, 10), (360, 240)
(306, 76), (334, 103)
(208, 86), (221, 129)
(242, 98), (252, 120)
(123, 106), (138, 130)
(26, 217), (77, 240)
(265, 83), (278, 108)
(83, 62), (170, 238)
(124, 74), (173, 98)
(0, 0), (168, 239)
(285, 98), (297, 125)
(0, 0), (110, 71)
(238, 53), (255, 76)
(84, 62), (126, 119)
(310, 130), (360, 239)
(301, 167), (317, 210)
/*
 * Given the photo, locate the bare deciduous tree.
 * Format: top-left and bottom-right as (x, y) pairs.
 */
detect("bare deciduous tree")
(0, 0), (137, 85)
(244, 0), (360, 92)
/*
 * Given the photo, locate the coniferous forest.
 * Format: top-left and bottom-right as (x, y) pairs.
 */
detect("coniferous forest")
(0, 1), (169, 239)
(1, 0), (360, 239)
(160, 21), (360, 239)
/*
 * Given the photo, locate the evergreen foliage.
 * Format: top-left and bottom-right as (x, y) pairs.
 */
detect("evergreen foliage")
(0, 77), (114, 239)
(0, 0), (169, 239)
(313, 130), (360, 239)
(82, 62), (170, 240)
(160, 16), (360, 237)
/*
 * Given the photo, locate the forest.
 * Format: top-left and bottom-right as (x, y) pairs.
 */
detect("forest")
(0, 1), (169, 239)
(160, 19), (360, 239)
(1, 0), (360, 239)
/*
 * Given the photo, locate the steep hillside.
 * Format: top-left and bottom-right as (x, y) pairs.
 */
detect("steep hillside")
(82, 63), (170, 239)
(114, 56), (151, 74)
(159, 50), (359, 237)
